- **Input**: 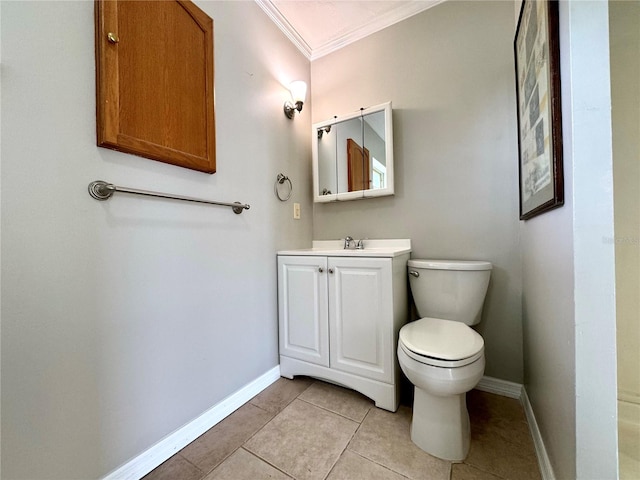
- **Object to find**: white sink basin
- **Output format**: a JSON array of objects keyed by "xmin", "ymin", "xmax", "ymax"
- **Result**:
[{"xmin": 278, "ymin": 239, "xmax": 411, "ymax": 258}]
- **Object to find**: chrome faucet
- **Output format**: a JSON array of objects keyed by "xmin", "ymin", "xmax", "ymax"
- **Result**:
[
  {"xmin": 344, "ymin": 236, "xmax": 365, "ymax": 250},
  {"xmin": 344, "ymin": 236, "xmax": 354, "ymax": 249}
]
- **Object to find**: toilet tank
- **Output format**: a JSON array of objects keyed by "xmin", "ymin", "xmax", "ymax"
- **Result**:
[{"xmin": 407, "ymin": 259, "xmax": 492, "ymax": 326}]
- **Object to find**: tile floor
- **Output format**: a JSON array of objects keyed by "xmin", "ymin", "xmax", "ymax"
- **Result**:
[{"xmin": 143, "ymin": 377, "xmax": 542, "ymax": 480}]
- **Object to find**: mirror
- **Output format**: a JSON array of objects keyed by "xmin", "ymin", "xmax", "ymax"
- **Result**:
[{"xmin": 313, "ymin": 102, "xmax": 393, "ymax": 202}]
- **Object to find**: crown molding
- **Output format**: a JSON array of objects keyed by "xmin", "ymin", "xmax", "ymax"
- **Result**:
[
  {"xmin": 256, "ymin": 0, "xmax": 445, "ymax": 61},
  {"xmin": 255, "ymin": 0, "xmax": 313, "ymax": 59},
  {"xmin": 309, "ymin": 0, "xmax": 445, "ymax": 60}
]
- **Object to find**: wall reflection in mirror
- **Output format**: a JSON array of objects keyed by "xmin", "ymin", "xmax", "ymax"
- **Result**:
[{"xmin": 313, "ymin": 102, "xmax": 394, "ymax": 203}]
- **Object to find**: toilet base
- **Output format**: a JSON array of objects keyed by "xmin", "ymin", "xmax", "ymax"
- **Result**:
[{"xmin": 410, "ymin": 387, "xmax": 470, "ymax": 461}]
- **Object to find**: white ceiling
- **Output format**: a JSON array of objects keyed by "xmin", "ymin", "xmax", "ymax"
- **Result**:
[{"xmin": 255, "ymin": 0, "xmax": 445, "ymax": 61}]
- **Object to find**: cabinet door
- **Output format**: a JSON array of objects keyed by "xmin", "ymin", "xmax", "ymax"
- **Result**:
[
  {"xmin": 278, "ymin": 256, "xmax": 329, "ymax": 367},
  {"xmin": 95, "ymin": 0, "xmax": 216, "ymax": 173},
  {"xmin": 329, "ymin": 257, "xmax": 393, "ymax": 382}
]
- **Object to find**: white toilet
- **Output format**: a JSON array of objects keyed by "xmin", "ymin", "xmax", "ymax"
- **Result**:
[{"xmin": 398, "ymin": 259, "xmax": 492, "ymax": 461}]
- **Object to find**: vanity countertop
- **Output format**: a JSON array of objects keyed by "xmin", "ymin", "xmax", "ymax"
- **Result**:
[{"xmin": 278, "ymin": 239, "xmax": 411, "ymax": 258}]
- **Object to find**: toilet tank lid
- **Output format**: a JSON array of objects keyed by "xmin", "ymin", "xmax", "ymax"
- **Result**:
[{"xmin": 407, "ymin": 259, "xmax": 492, "ymax": 271}]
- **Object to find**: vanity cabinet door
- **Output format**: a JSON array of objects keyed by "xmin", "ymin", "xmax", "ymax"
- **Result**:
[
  {"xmin": 328, "ymin": 257, "xmax": 393, "ymax": 383},
  {"xmin": 278, "ymin": 256, "xmax": 329, "ymax": 367}
]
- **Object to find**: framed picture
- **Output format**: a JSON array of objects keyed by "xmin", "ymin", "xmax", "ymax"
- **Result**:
[{"xmin": 514, "ymin": 0, "xmax": 564, "ymax": 220}]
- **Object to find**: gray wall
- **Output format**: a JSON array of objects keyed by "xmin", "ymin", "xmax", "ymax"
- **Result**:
[
  {"xmin": 311, "ymin": 1, "xmax": 523, "ymax": 383},
  {"xmin": 0, "ymin": 1, "xmax": 312, "ymax": 478}
]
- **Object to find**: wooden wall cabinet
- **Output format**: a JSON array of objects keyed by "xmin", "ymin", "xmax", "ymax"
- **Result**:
[{"xmin": 95, "ymin": 0, "xmax": 216, "ymax": 173}]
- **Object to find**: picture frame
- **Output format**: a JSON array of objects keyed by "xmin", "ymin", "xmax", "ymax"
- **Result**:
[{"xmin": 514, "ymin": 0, "xmax": 564, "ymax": 220}]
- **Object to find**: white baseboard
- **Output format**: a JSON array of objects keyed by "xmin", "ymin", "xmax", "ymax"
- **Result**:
[
  {"xmin": 102, "ymin": 366, "xmax": 281, "ymax": 480},
  {"xmin": 476, "ymin": 375, "xmax": 523, "ymax": 399},
  {"xmin": 520, "ymin": 387, "xmax": 555, "ymax": 480}
]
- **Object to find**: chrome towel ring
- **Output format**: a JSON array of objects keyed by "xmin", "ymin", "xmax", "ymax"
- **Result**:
[{"xmin": 275, "ymin": 173, "xmax": 292, "ymax": 201}]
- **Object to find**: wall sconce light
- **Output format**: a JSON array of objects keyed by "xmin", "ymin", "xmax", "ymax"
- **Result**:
[{"xmin": 284, "ymin": 80, "xmax": 307, "ymax": 119}]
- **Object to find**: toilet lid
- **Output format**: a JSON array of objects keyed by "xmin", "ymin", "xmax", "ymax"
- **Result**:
[{"xmin": 399, "ymin": 317, "xmax": 484, "ymax": 361}]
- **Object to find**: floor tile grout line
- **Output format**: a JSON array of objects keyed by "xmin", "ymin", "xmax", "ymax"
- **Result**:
[
  {"xmin": 240, "ymin": 447, "xmax": 296, "ymax": 479},
  {"xmin": 297, "ymin": 378, "xmax": 375, "ymax": 480},
  {"xmin": 242, "ymin": 443, "xmax": 299, "ymax": 479},
  {"xmin": 276, "ymin": 398, "xmax": 364, "ymax": 480},
  {"xmin": 234, "ymin": 407, "xmax": 278, "ymax": 456},
  {"xmin": 143, "ymin": 453, "xmax": 206, "ymax": 480},
  {"xmin": 247, "ymin": 376, "xmax": 315, "ymax": 416},
  {"xmin": 345, "ymin": 405, "xmax": 376, "ymax": 452},
  {"xmin": 344, "ymin": 449, "xmax": 414, "ymax": 480},
  {"xmin": 242, "ymin": 379, "xmax": 315, "ymax": 446},
  {"xmin": 296, "ymin": 395, "xmax": 373, "ymax": 424},
  {"xmin": 188, "ymin": 401, "xmax": 280, "ymax": 479},
  {"xmin": 236, "ymin": 381, "xmax": 319, "ymax": 480},
  {"xmin": 196, "ymin": 446, "xmax": 237, "ymax": 479},
  {"xmin": 321, "ymin": 406, "xmax": 370, "ymax": 480},
  {"xmin": 244, "ymin": 379, "xmax": 368, "ymax": 480},
  {"xmin": 247, "ymin": 398, "xmax": 273, "ymax": 415},
  {"xmin": 174, "ymin": 453, "xmax": 206, "ymax": 479},
  {"xmin": 457, "ymin": 461, "xmax": 511, "ymax": 480},
  {"xmin": 462, "ymin": 458, "xmax": 528, "ymax": 480},
  {"xmin": 190, "ymin": 379, "xmax": 316, "ymax": 479},
  {"xmin": 321, "ymin": 447, "xmax": 347, "ymax": 480},
  {"xmin": 341, "ymin": 407, "xmax": 413, "ymax": 479},
  {"xmin": 239, "ymin": 424, "xmax": 293, "ymax": 478}
]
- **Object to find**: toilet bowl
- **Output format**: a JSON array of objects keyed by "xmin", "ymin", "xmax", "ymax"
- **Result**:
[{"xmin": 398, "ymin": 259, "xmax": 491, "ymax": 461}]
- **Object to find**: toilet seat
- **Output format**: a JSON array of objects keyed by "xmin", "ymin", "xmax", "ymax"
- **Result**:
[{"xmin": 399, "ymin": 317, "xmax": 484, "ymax": 368}]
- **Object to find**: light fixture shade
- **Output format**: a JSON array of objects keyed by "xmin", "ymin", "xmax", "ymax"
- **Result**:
[{"xmin": 289, "ymin": 81, "xmax": 307, "ymax": 104}]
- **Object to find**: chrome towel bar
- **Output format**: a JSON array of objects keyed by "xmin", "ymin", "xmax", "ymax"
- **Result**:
[{"xmin": 88, "ymin": 180, "xmax": 250, "ymax": 214}]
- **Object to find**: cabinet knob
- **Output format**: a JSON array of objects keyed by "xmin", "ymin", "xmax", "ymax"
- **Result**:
[
  {"xmin": 318, "ymin": 267, "xmax": 324, "ymax": 273},
  {"xmin": 107, "ymin": 32, "xmax": 120, "ymax": 44},
  {"xmin": 328, "ymin": 268, "xmax": 334, "ymax": 274}
]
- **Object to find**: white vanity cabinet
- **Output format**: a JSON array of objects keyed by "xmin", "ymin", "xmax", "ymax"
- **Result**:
[{"xmin": 277, "ymin": 239, "xmax": 410, "ymax": 411}]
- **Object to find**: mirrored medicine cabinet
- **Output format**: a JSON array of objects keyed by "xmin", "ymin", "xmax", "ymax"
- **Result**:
[{"xmin": 312, "ymin": 102, "xmax": 394, "ymax": 203}]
